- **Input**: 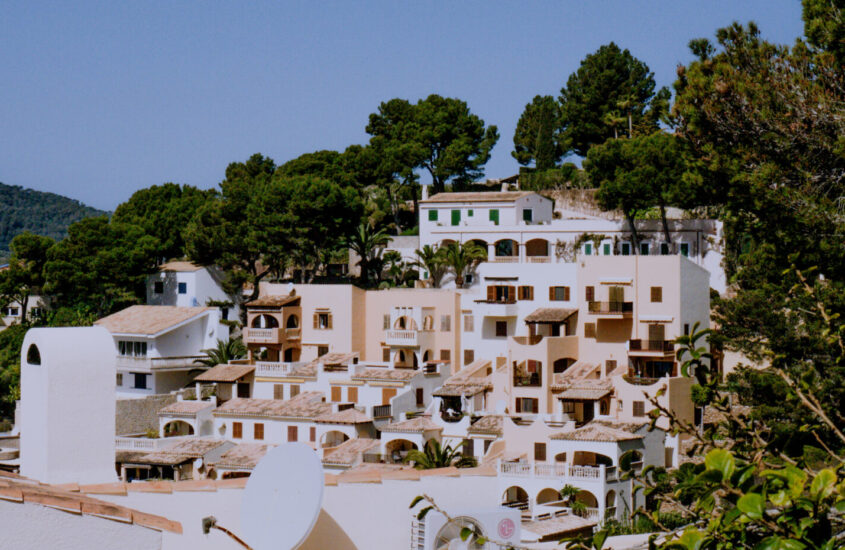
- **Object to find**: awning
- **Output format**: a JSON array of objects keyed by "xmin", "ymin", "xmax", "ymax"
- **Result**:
[
  {"xmin": 558, "ymin": 388, "xmax": 611, "ymax": 400},
  {"xmin": 524, "ymin": 308, "xmax": 577, "ymax": 324}
]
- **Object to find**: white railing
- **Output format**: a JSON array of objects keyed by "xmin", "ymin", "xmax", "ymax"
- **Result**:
[
  {"xmin": 491, "ymin": 256, "xmax": 519, "ymax": 263},
  {"xmin": 570, "ymin": 465, "xmax": 602, "ymax": 479},
  {"xmin": 116, "ymin": 356, "xmax": 151, "ymax": 371},
  {"xmin": 584, "ymin": 507, "xmax": 601, "ymax": 521},
  {"xmin": 244, "ymin": 327, "xmax": 282, "ymax": 343},
  {"xmin": 526, "ymin": 256, "xmax": 551, "ymax": 263},
  {"xmin": 534, "ymin": 463, "xmax": 568, "ymax": 477},
  {"xmin": 498, "ymin": 460, "xmax": 607, "ymax": 482},
  {"xmin": 255, "ymin": 361, "xmax": 294, "ymax": 377},
  {"xmin": 500, "ymin": 461, "xmax": 531, "ymax": 476},
  {"xmin": 385, "ymin": 329, "xmax": 424, "ymax": 347},
  {"xmin": 115, "ymin": 436, "xmax": 168, "ymax": 451},
  {"xmin": 150, "ymin": 356, "xmax": 206, "ymax": 370}
]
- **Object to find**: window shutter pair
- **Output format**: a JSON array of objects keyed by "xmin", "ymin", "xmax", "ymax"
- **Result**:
[
  {"xmin": 331, "ymin": 386, "xmax": 342, "ymax": 402},
  {"xmin": 506, "ymin": 286, "xmax": 516, "ymax": 302},
  {"xmin": 383, "ymin": 314, "xmax": 390, "ymax": 329},
  {"xmin": 486, "ymin": 286, "xmax": 496, "ymax": 301},
  {"xmin": 585, "ymin": 323, "xmax": 596, "ymax": 338},
  {"xmin": 347, "ymin": 387, "xmax": 358, "ymax": 403},
  {"xmin": 254, "ymin": 423, "xmax": 264, "ymax": 440},
  {"xmin": 440, "ymin": 315, "xmax": 450, "ymax": 332},
  {"xmin": 233, "ymin": 422, "xmax": 243, "ymax": 439}
]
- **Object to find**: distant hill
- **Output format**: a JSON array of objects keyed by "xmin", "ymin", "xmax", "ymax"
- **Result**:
[{"xmin": 0, "ymin": 182, "xmax": 108, "ymax": 259}]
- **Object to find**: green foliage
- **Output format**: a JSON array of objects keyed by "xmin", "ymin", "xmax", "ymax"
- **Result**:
[
  {"xmin": 195, "ymin": 339, "xmax": 246, "ymax": 368},
  {"xmin": 412, "ymin": 245, "xmax": 447, "ymax": 289},
  {"xmin": 512, "ymin": 95, "xmax": 563, "ymax": 169},
  {"xmin": 0, "ymin": 232, "xmax": 54, "ymax": 321},
  {"xmin": 366, "ymin": 94, "xmax": 499, "ymax": 194},
  {"xmin": 438, "ymin": 241, "xmax": 486, "ymax": 288},
  {"xmin": 519, "ymin": 163, "xmax": 590, "ymax": 191},
  {"xmin": 112, "ymin": 183, "xmax": 214, "ymax": 262},
  {"xmin": 0, "ymin": 182, "xmax": 107, "ymax": 259},
  {"xmin": 404, "ymin": 439, "xmax": 477, "ymax": 470},
  {"xmin": 802, "ymin": 0, "xmax": 845, "ymax": 66},
  {"xmin": 0, "ymin": 324, "xmax": 27, "ymax": 419},
  {"xmin": 559, "ymin": 42, "xmax": 669, "ymax": 156},
  {"xmin": 344, "ymin": 223, "xmax": 391, "ymax": 287}
]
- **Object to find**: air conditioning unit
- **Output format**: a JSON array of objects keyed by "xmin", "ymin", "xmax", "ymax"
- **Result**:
[{"xmin": 411, "ymin": 507, "xmax": 521, "ymax": 550}]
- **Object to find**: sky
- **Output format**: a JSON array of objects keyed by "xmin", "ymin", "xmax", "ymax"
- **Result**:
[{"xmin": 0, "ymin": 1, "xmax": 804, "ymax": 211}]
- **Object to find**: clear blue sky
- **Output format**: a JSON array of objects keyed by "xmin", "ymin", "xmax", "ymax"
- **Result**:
[{"xmin": 0, "ymin": 1, "xmax": 804, "ymax": 210}]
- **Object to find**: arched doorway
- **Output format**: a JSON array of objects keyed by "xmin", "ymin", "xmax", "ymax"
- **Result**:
[
  {"xmin": 385, "ymin": 439, "xmax": 417, "ymax": 464},
  {"xmin": 502, "ymin": 486, "xmax": 529, "ymax": 508},
  {"xmin": 320, "ymin": 430, "xmax": 349, "ymax": 449},
  {"xmin": 163, "ymin": 420, "xmax": 194, "ymax": 437},
  {"xmin": 495, "ymin": 239, "xmax": 518, "ymax": 258},
  {"xmin": 251, "ymin": 314, "xmax": 279, "ymax": 328},
  {"xmin": 283, "ymin": 347, "xmax": 300, "ymax": 362},
  {"xmin": 285, "ymin": 314, "xmax": 299, "ymax": 328},
  {"xmin": 469, "ymin": 239, "xmax": 488, "ymax": 260},
  {"xmin": 537, "ymin": 488, "xmax": 561, "ymax": 505},
  {"xmin": 525, "ymin": 238, "xmax": 549, "ymax": 258},
  {"xmin": 394, "ymin": 316, "xmax": 418, "ymax": 331},
  {"xmin": 394, "ymin": 349, "xmax": 418, "ymax": 369}
]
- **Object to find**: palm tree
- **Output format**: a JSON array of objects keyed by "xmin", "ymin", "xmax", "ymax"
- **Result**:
[
  {"xmin": 559, "ymin": 484, "xmax": 587, "ymax": 516},
  {"xmin": 194, "ymin": 338, "xmax": 247, "ymax": 367},
  {"xmin": 412, "ymin": 245, "xmax": 447, "ymax": 288},
  {"xmin": 603, "ymin": 110, "xmax": 626, "ymax": 139},
  {"xmin": 405, "ymin": 439, "xmax": 478, "ymax": 470},
  {"xmin": 344, "ymin": 223, "xmax": 391, "ymax": 286},
  {"xmin": 440, "ymin": 242, "xmax": 487, "ymax": 288}
]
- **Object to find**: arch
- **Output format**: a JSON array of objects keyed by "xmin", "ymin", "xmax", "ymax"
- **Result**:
[
  {"xmin": 605, "ymin": 490, "xmax": 617, "ymax": 509},
  {"xmin": 574, "ymin": 490, "xmax": 598, "ymax": 508},
  {"xmin": 163, "ymin": 420, "xmax": 194, "ymax": 437},
  {"xmin": 283, "ymin": 347, "xmax": 300, "ymax": 362},
  {"xmin": 439, "ymin": 239, "xmax": 457, "ymax": 249},
  {"xmin": 537, "ymin": 488, "xmax": 561, "ymax": 505},
  {"xmin": 573, "ymin": 451, "xmax": 614, "ymax": 467},
  {"xmin": 422, "ymin": 350, "xmax": 432, "ymax": 363},
  {"xmin": 554, "ymin": 452, "xmax": 567, "ymax": 463},
  {"xmin": 285, "ymin": 314, "xmax": 299, "ymax": 328},
  {"xmin": 393, "ymin": 350, "xmax": 418, "ymax": 369},
  {"xmin": 495, "ymin": 239, "xmax": 517, "ymax": 257},
  {"xmin": 26, "ymin": 344, "xmax": 41, "ymax": 365},
  {"xmin": 393, "ymin": 316, "xmax": 418, "ymax": 331},
  {"xmin": 553, "ymin": 358, "xmax": 576, "ymax": 374},
  {"xmin": 320, "ymin": 430, "xmax": 349, "ymax": 449},
  {"xmin": 251, "ymin": 314, "xmax": 279, "ymax": 329},
  {"xmin": 469, "ymin": 239, "xmax": 489, "ymax": 259},
  {"xmin": 422, "ymin": 315, "xmax": 434, "ymax": 331},
  {"xmin": 525, "ymin": 238, "xmax": 549, "ymax": 257},
  {"xmin": 502, "ymin": 486, "xmax": 529, "ymax": 507},
  {"xmin": 385, "ymin": 438, "xmax": 417, "ymax": 463}
]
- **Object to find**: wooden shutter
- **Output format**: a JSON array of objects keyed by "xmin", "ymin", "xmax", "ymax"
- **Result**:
[
  {"xmin": 273, "ymin": 384, "xmax": 284, "ymax": 400},
  {"xmin": 440, "ymin": 349, "xmax": 451, "ymax": 361},
  {"xmin": 290, "ymin": 384, "xmax": 300, "ymax": 398},
  {"xmin": 528, "ymin": 286, "xmax": 534, "ymax": 300},
  {"xmin": 515, "ymin": 398, "xmax": 522, "ymax": 413},
  {"xmin": 254, "ymin": 423, "xmax": 264, "ymax": 440},
  {"xmin": 464, "ymin": 349, "xmax": 474, "ymax": 365},
  {"xmin": 650, "ymin": 286, "xmax": 662, "ymax": 302},
  {"xmin": 327, "ymin": 314, "xmax": 333, "ymax": 329},
  {"xmin": 313, "ymin": 314, "xmax": 318, "ymax": 329},
  {"xmin": 609, "ymin": 286, "xmax": 624, "ymax": 303},
  {"xmin": 487, "ymin": 286, "xmax": 496, "ymax": 301},
  {"xmin": 633, "ymin": 401, "xmax": 645, "ymax": 417},
  {"xmin": 382, "ymin": 388, "xmax": 397, "ymax": 405},
  {"xmin": 649, "ymin": 324, "xmax": 665, "ymax": 342},
  {"xmin": 287, "ymin": 425, "xmax": 298, "ymax": 442},
  {"xmin": 331, "ymin": 386, "xmax": 342, "ymax": 402},
  {"xmin": 506, "ymin": 286, "xmax": 516, "ymax": 302},
  {"xmin": 383, "ymin": 314, "xmax": 390, "ymax": 329},
  {"xmin": 534, "ymin": 442, "xmax": 546, "ymax": 461},
  {"xmin": 586, "ymin": 286, "xmax": 595, "ymax": 301},
  {"xmin": 310, "ymin": 427, "xmax": 316, "ymax": 442},
  {"xmin": 563, "ymin": 286, "xmax": 570, "ymax": 301},
  {"xmin": 585, "ymin": 322, "xmax": 596, "ymax": 338},
  {"xmin": 347, "ymin": 387, "xmax": 358, "ymax": 403},
  {"xmin": 382, "ymin": 348, "xmax": 390, "ymax": 362},
  {"xmin": 233, "ymin": 422, "xmax": 242, "ymax": 439},
  {"xmin": 549, "ymin": 287, "xmax": 555, "ymax": 300}
]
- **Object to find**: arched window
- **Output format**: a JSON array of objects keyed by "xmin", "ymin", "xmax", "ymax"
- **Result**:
[
  {"xmin": 26, "ymin": 344, "xmax": 41, "ymax": 365},
  {"xmin": 285, "ymin": 315, "xmax": 299, "ymax": 329}
]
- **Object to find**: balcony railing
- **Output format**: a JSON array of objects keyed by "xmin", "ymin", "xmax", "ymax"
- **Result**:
[
  {"xmin": 372, "ymin": 404, "xmax": 392, "ymax": 419},
  {"xmin": 498, "ymin": 461, "xmax": 620, "ymax": 481},
  {"xmin": 513, "ymin": 373, "xmax": 542, "ymax": 387},
  {"xmin": 629, "ymin": 339, "xmax": 674, "ymax": 353},
  {"xmin": 116, "ymin": 355, "xmax": 205, "ymax": 371},
  {"xmin": 491, "ymin": 256, "xmax": 519, "ymax": 263},
  {"xmin": 526, "ymin": 256, "xmax": 550, "ymax": 263},
  {"xmin": 587, "ymin": 301, "xmax": 633, "ymax": 315},
  {"xmin": 254, "ymin": 361, "xmax": 294, "ymax": 377},
  {"xmin": 244, "ymin": 327, "xmax": 283, "ymax": 344}
]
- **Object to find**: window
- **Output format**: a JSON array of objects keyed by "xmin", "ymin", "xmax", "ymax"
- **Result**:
[
  {"xmin": 584, "ymin": 242, "xmax": 593, "ymax": 256},
  {"xmin": 602, "ymin": 242, "xmax": 611, "ymax": 255},
  {"xmin": 118, "ymin": 341, "xmax": 147, "ymax": 357},
  {"xmin": 383, "ymin": 314, "xmax": 390, "ymax": 330},
  {"xmin": 606, "ymin": 360, "xmax": 617, "ymax": 373},
  {"xmin": 633, "ymin": 401, "xmax": 646, "ymax": 417},
  {"xmin": 463, "ymin": 315, "xmax": 474, "ymax": 332},
  {"xmin": 600, "ymin": 399, "xmax": 610, "ymax": 415},
  {"xmin": 154, "ymin": 281, "xmax": 163, "ymax": 294},
  {"xmin": 290, "ymin": 384, "xmax": 300, "ymax": 398},
  {"xmin": 221, "ymin": 308, "xmax": 229, "ymax": 321},
  {"xmin": 561, "ymin": 401, "xmax": 575, "ymax": 414},
  {"xmin": 133, "ymin": 373, "xmax": 148, "ymax": 389},
  {"xmin": 310, "ymin": 427, "xmax": 316, "ymax": 442},
  {"xmin": 287, "ymin": 426, "xmax": 298, "ymax": 442},
  {"xmin": 515, "ymin": 398, "xmax": 538, "ymax": 413},
  {"xmin": 487, "ymin": 209, "xmax": 498, "ymax": 225},
  {"xmin": 382, "ymin": 348, "xmax": 390, "ymax": 362},
  {"xmin": 650, "ymin": 286, "xmax": 663, "ymax": 303},
  {"xmin": 440, "ymin": 349, "xmax": 451, "ymax": 361},
  {"xmin": 254, "ymin": 423, "xmax": 264, "ymax": 441},
  {"xmin": 237, "ymin": 383, "xmax": 250, "ymax": 398},
  {"xmin": 585, "ymin": 286, "xmax": 595, "ymax": 302},
  {"xmin": 273, "ymin": 384, "xmax": 284, "ymax": 399},
  {"xmin": 620, "ymin": 242, "xmax": 631, "ymax": 256},
  {"xmin": 465, "ymin": 274, "xmax": 473, "ymax": 285},
  {"xmin": 522, "ymin": 209, "xmax": 533, "ymax": 223},
  {"xmin": 178, "ymin": 282, "xmax": 187, "ymax": 294},
  {"xmin": 680, "ymin": 242, "xmax": 690, "ymax": 257},
  {"xmin": 416, "ymin": 388, "xmax": 424, "ymax": 407},
  {"xmin": 549, "ymin": 286, "xmax": 570, "ymax": 301},
  {"xmin": 451, "ymin": 209, "xmax": 461, "ymax": 226},
  {"xmin": 660, "ymin": 242, "xmax": 670, "ymax": 255},
  {"xmin": 464, "ymin": 349, "xmax": 474, "ymax": 365},
  {"xmin": 317, "ymin": 345, "xmax": 329, "ymax": 357},
  {"xmin": 347, "ymin": 387, "xmax": 358, "ymax": 403},
  {"xmin": 495, "ymin": 321, "xmax": 508, "ymax": 337},
  {"xmin": 640, "ymin": 242, "xmax": 650, "ymax": 255},
  {"xmin": 463, "ymin": 439, "xmax": 474, "ymax": 457},
  {"xmin": 428, "ymin": 209, "xmax": 438, "ymax": 221},
  {"xmin": 233, "ymin": 422, "xmax": 243, "ymax": 439},
  {"xmin": 4, "ymin": 307, "xmax": 19, "ymax": 316},
  {"xmin": 518, "ymin": 286, "xmax": 534, "ymax": 300},
  {"xmin": 684, "ymin": 323, "xmax": 690, "ymax": 335},
  {"xmin": 534, "ymin": 442, "xmax": 546, "ymax": 461},
  {"xmin": 468, "ymin": 209, "xmax": 473, "ymax": 217},
  {"xmin": 315, "ymin": 312, "xmax": 332, "ymax": 330},
  {"xmin": 487, "ymin": 285, "xmax": 515, "ymax": 303},
  {"xmin": 440, "ymin": 315, "xmax": 451, "ymax": 332},
  {"xmin": 584, "ymin": 323, "xmax": 596, "ymax": 338},
  {"xmin": 484, "ymin": 439, "xmax": 492, "ymax": 453},
  {"xmin": 331, "ymin": 386, "xmax": 342, "ymax": 402},
  {"xmin": 116, "ymin": 373, "xmax": 123, "ymax": 386}
]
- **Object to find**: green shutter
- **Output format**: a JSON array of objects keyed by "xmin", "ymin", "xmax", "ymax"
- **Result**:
[
  {"xmin": 489, "ymin": 209, "xmax": 499, "ymax": 225},
  {"xmin": 428, "ymin": 209, "xmax": 438, "ymax": 221},
  {"xmin": 451, "ymin": 209, "xmax": 460, "ymax": 226}
]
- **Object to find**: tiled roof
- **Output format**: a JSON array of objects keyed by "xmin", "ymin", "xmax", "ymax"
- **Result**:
[
  {"xmin": 421, "ymin": 191, "xmax": 535, "ymax": 203},
  {"xmin": 467, "ymin": 415, "xmax": 504, "ymax": 436},
  {"xmin": 550, "ymin": 361, "xmax": 602, "ymax": 389},
  {"xmin": 380, "ymin": 416, "xmax": 442, "ymax": 434},
  {"xmin": 321, "ymin": 438, "xmax": 380, "ymax": 466},
  {"xmin": 352, "ymin": 368, "xmax": 419, "ymax": 382},
  {"xmin": 0, "ymin": 471, "xmax": 182, "ymax": 534},
  {"xmin": 432, "ymin": 383, "xmax": 490, "ymax": 397},
  {"xmin": 193, "ymin": 364, "xmax": 254, "ymax": 383},
  {"xmin": 521, "ymin": 514, "xmax": 595, "ymax": 539},
  {"xmin": 245, "ymin": 294, "xmax": 300, "ymax": 308},
  {"xmin": 213, "ymin": 392, "xmax": 331, "ymax": 419},
  {"xmin": 95, "ymin": 305, "xmax": 214, "ymax": 336},
  {"xmin": 524, "ymin": 308, "xmax": 578, "ymax": 323},
  {"xmin": 158, "ymin": 400, "xmax": 214, "ymax": 416},
  {"xmin": 320, "ymin": 352, "xmax": 359, "ymax": 366},
  {"xmin": 159, "ymin": 261, "xmax": 203, "ymax": 272},
  {"xmin": 557, "ymin": 387, "xmax": 611, "ymax": 400},
  {"xmin": 209, "ymin": 443, "xmax": 272, "ymax": 470},
  {"xmin": 130, "ymin": 439, "xmax": 229, "ymax": 466},
  {"xmin": 550, "ymin": 419, "xmax": 646, "ymax": 442},
  {"xmin": 434, "ymin": 359, "xmax": 491, "ymax": 397},
  {"xmin": 314, "ymin": 408, "xmax": 372, "ymax": 425}
]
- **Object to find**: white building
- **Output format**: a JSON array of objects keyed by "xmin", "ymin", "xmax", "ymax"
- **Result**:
[
  {"xmin": 94, "ymin": 305, "xmax": 226, "ymax": 398},
  {"xmin": 146, "ymin": 261, "xmax": 239, "ymax": 322}
]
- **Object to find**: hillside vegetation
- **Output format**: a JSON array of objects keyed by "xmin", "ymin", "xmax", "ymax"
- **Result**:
[{"xmin": 0, "ymin": 182, "xmax": 107, "ymax": 259}]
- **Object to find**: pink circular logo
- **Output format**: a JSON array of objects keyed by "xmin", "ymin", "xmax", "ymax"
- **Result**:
[{"xmin": 497, "ymin": 518, "xmax": 515, "ymax": 539}]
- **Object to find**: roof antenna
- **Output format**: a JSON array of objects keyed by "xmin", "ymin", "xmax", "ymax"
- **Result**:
[{"xmin": 202, "ymin": 516, "xmax": 252, "ymax": 549}]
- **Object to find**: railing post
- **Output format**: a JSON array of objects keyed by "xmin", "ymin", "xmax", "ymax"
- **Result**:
[{"xmin": 600, "ymin": 464, "xmax": 605, "ymax": 482}]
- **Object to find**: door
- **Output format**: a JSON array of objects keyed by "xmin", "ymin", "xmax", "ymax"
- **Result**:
[
  {"xmin": 237, "ymin": 382, "xmax": 250, "ymax": 398},
  {"xmin": 609, "ymin": 286, "xmax": 624, "ymax": 304},
  {"xmin": 648, "ymin": 324, "xmax": 665, "ymax": 348}
]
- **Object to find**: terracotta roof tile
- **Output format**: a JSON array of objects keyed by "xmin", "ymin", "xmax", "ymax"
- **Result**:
[
  {"xmin": 380, "ymin": 415, "xmax": 442, "ymax": 434},
  {"xmin": 210, "ymin": 443, "xmax": 272, "ymax": 470},
  {"xmin": 421, "ymin": 191, "xmax": 535, "ymax": 203},
  {"xmin": 213, "ymin": 392, "xmax": 331, "ymax": 419},
  {"xmin": 158, "ymin": 400, "xmax": 215, "ymax": 416},
  {"xmin": 95, "ymin": 305, "xmax": 215, "ymax": 335},
  {"xmin": 193, "ymin": 364, "xmax": 254, "ymax": 383},
  {"xmin": 467, "ymin": 415, "xmax": 504, "ymax": 436},
  {"xmin": 321, "ymin": 439, "xmax": 380, "ymax": 466},
  {"xmin": 159, "ymin": 261, "xmax": 203, "ymax": 273},
  {"xmin": 245, "ymin": 294, "xmax": 300, "ymax": 308},
  {"xmin": 550, "ymin": 419, "xmax": 646, "ymax": 442},
  {"xmin": 524, "ymin": 308, "xmax": 578, "ymax": 323},
  {"xmin": 314, "ymin": 408, "xmax": 372, "ymax": 425},
  {"xmin": 352, "ymin": 368, "xmax": 418, "ymax": 382}
]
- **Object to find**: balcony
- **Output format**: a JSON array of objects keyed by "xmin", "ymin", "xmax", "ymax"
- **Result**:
[
  {"xmin": 116, "ymin": 355, "xmax": 206, "ymax": 372},
  {"xmin": 498, "ymin": 461, "xmax": 626, "ymax": 482},
  {"xmin": 384, "ymin": 329, "xmax": 433, "ymax": 349},
  {"xmin": 372, "ymin": 404, "xmax": 392, "ymax": 419},
  {"xmin": 254, "ymin": 361, "xmax": 295, "ymax": 377},
  {"xmin": 526, "ymin": 256, "xmax": 551, "ymax": 263},
  {"xmin": 491, "ymin": 256, "xmax": 519, "ymax": 263},
  {"xmin": 587, "ymin": 301, "xmax": 633, "ymax": 317},
  {"xmin": 628, "ymin": 339, "xmax": 674, "ymax": 355},
  {"xmin": 513, "ymin": 372, "xmax": 542, "ymax": 387},
  {"xmin": 473, "ymin": 300, "xmax": 519, "ymax": 318},
  {"xmin": 244, "ymin": 327, "xmax": 301, "ymax": 345}
]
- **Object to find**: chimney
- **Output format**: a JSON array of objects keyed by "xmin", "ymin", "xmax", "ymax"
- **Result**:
[{"xmin": 421, "ymin": 181, "xmax": 431, "ymax": 201}]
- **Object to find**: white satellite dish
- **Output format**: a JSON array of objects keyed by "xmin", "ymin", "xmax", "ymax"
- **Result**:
[{"xmin": 241, "ymin": 443, "xmax": 324, "ymax": 550}]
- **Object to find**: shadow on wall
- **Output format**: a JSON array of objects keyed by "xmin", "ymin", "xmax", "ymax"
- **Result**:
[{"xmin": 300, "ymin": 508, "xmax": 358, "ymax": 550}]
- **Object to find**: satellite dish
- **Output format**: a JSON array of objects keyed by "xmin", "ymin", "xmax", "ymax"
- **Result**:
[{"xmin": 241, "ymin": 443, "xmax": 324, "ymax": 550}]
